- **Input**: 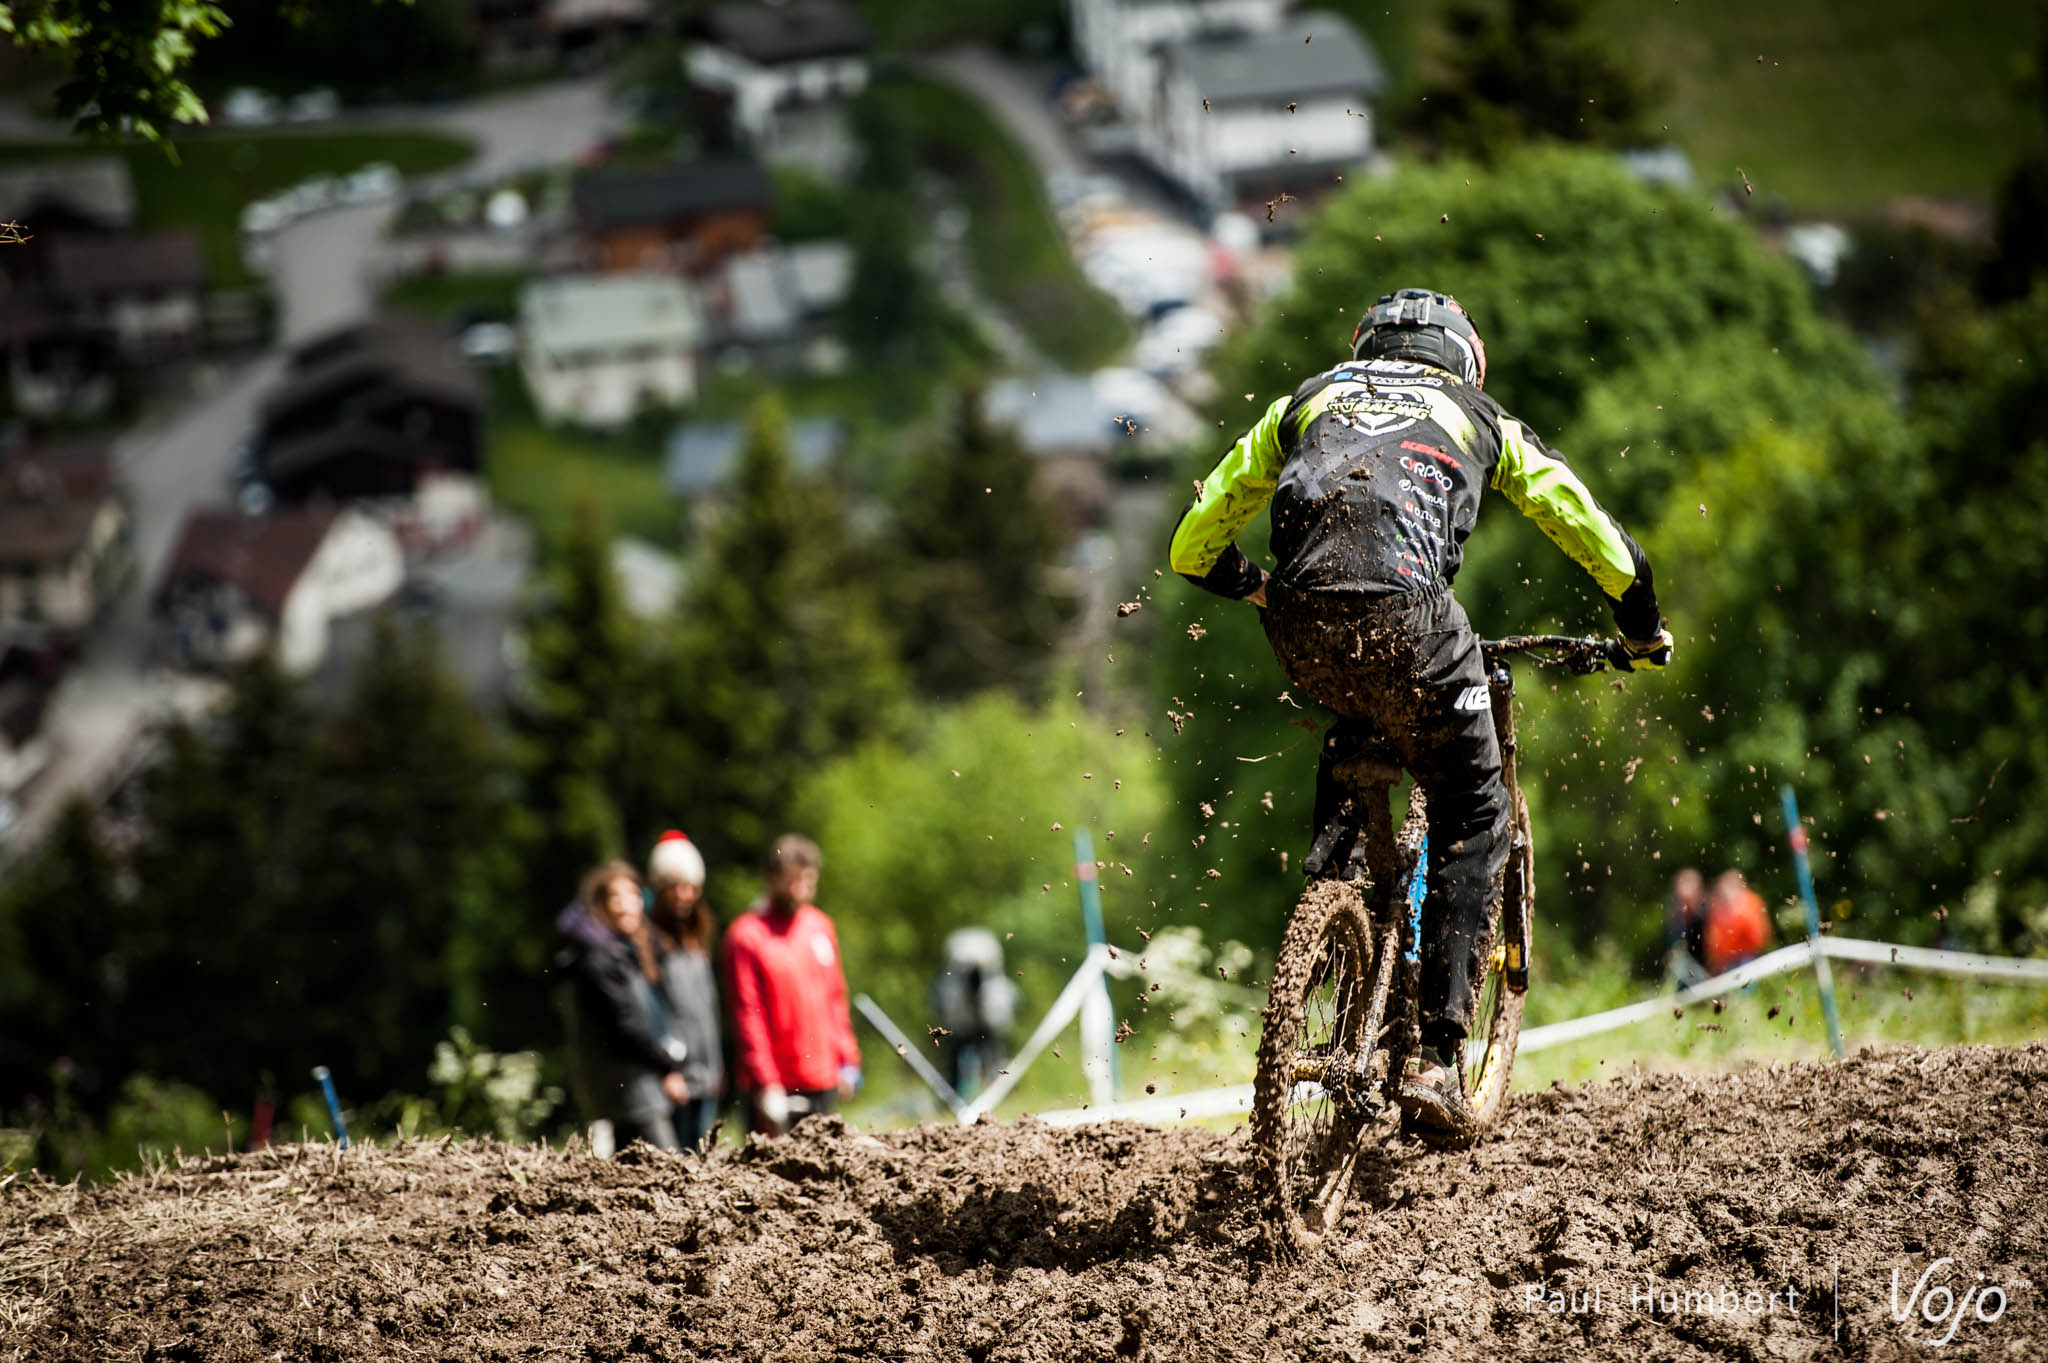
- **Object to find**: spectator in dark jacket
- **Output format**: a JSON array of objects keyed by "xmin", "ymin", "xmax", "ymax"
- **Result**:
[
  {"xmin": 646, "ymin": 830, "xmax": 724, "ymax": 1151},
  {"xmin": 557, "ymin": 859, "xmax": 686, "ymax": 1151}
]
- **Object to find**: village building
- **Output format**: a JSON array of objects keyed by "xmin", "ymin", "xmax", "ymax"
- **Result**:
[
  {"xmin": 685, "ymin": 0, "xmax": 872, "ymax": 175},
  {"xmin": 0, "ymin": 441, "xmax": 131, "ymax": 649},
  {"xmin": 1067, "ymin": 1, "xmax": 1382, "ymax": 212},
  {"xmin": 519, "ymin": 273, "xmax": 705, "ymax": 426},
  {"xmin": 154, "ymin": 507, "xmax": 405, "ymax": 674},
  {"xmin": 571, "ymin": 161, "xmax": 774, "ymax": 276},
  {"xmin": 253, "ymin": 316, "xmax": 485, "ymax": 503},
  {"xmin": 704, "ymin": 239, "xmax": 852, "ymax": 370}
]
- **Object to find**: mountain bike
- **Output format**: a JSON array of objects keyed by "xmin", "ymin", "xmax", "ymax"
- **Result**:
[{"xmin": 1249, "ymin": 634, "xmax": 1630, "ymax": 1248}]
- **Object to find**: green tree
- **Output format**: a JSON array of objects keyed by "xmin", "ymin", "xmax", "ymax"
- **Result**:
[
  {"xmin": 0, "ymin": 0, "xmax": 226, "ymax": 145},
  {"xmin": 799, "ymin": 691, "xmax": 1169, "ymax": 1022},
  {"xmin": 296, "ymin": 618, "xmax": 520, "ymax": 1084},
  {"xmin": 889, "ymin": 387, "xmax": 1067, "ymax": 701},
  {"xmin": 121, "ymin": 656, "xmax": 320, "ymax": 1101},
  {"xmin": 511, "ymin": 495, "xmax": 653, "ymax": 907},
  {"xmin": 1171, "ymin": 145, "xmax": 1852, "ymax": 950},
  {"xmin": 1420, "ymin": 0, "xmax": 1660, "ymax": 156},
  {"xmin": 669, "ymin": 395, "xmax": 909, "ymax": 871},
  {"xmin": 0, "ymin": 798, "xmax": 126, "ymax": 1109}
]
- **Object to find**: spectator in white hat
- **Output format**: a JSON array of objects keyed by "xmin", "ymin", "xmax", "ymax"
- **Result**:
[{"xmin": 646, "ymin": 830, "xmax": 724, "ymax": 1150}]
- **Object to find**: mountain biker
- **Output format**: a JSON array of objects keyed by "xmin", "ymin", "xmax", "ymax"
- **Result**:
[{"xmin": 1168, "ymin": 287, "xmax": 1672, "ymax": 1145}]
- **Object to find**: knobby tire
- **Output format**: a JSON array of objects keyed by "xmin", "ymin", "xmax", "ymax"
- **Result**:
[{"xmin": 1250, "ymin": 879, "xmax": 1376, "ymax": 1251}]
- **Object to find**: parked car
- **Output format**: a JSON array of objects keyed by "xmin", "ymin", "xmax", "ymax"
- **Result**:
[
  {"xmin": 221, "ymin": 87, "xmax": 279, "ymax": 126},
  {"xmin": 342, "ymin": 163, "xmax": 402, "ymax": 205},
  {"xmin": 459, "ymin": 322, "xmax": 518, "ymax": 366},
  {"xmin": 284, "ymin": 87, "xmax": 340, "ymax": 123}
]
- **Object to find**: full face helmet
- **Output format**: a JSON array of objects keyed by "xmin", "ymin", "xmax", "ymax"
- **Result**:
[{"xmin": 1349, "ymin": 288, "xmax": 1488, "ymax": 388}]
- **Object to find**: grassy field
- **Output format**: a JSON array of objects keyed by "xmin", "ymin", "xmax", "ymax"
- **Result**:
[
  {"xmin": 489, "ymin": 414, "xmax": 681, "ymax": 551},
  {"xmin": 880, "ymin": 75, "xmax": 1132, "ymax": 369},
  {"xmin": 1596, "ymin": 0, "xmax": 2039, "ymax": 212},
  {"xmin": 0, "ymin": 128, "xmax": 474, "ymax": 284}
]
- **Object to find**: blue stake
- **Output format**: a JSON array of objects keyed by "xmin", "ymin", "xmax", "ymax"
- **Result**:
[
  {"xmin": 1073, "ymin": 829, "xmax": 1120, "ymax": 1097},
  {"xmin": 312, "ymin": 1065, "xmax": 351, "ymax": 1149},
  {"xmin": 1779, "ymin": 786, "xmax": 1846, "ymax": 1059}
]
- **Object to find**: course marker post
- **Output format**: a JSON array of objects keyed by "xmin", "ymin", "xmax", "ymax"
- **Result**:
[
  {"xmin": 311, "ymin": 1065, "xmax": 351, "ymax": 1149},
  {"xmin": 1780, "ymin": 786, "xmax": 1846, "ymax": 1059}
]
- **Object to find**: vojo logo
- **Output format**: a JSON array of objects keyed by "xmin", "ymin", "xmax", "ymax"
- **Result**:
[{"xmin": 1891, "ymin": 1258, "xmax": 2013, "ymax": 1348}]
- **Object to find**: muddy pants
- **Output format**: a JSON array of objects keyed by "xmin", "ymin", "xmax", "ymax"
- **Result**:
[{"xmin": 1262, "ymin": 585, "xmax": 1510, "ymax": 1051}]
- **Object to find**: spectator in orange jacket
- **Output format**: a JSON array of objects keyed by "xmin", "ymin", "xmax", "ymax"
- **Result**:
[
  {"xmin": 722, "ymin": 834, "xmax": 861, "ymax": 1134},
  {"xmin": 1703, "ymin": 869, "xmax": 1772, "ymax": 976}
]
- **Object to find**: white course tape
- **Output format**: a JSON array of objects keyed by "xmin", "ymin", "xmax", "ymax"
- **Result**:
[
  {"xmin": 1516, "ymin": 941, "xmax": 1816, "ymax": 1054},
  {"xmin": 1817, "ymin": 935, "xmax": 2048, "ymax": 983},
  {"xmin": 1003, "ymin": 935, "xmax": 2048, "ymax": 1128}
]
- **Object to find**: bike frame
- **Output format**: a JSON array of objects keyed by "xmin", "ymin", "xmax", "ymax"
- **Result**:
[{"xmin": 1315, "ymin": 635, "xmax": 1603, "ymax": 1107}]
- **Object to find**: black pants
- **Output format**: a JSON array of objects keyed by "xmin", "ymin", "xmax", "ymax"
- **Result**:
[{"xmin": 1262, "ymin": 585, "xmax": 1510, "ymax": 1050}]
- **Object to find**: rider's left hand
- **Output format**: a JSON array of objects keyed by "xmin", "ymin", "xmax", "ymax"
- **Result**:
[{"xmin": 1615, "ymin": 628, "xmax": 1674, "ymax": 672}]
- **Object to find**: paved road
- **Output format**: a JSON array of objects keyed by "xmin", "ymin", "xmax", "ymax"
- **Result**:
[{"xmin": 10, "ymin": 79, "xmax": 621, "ymax": 850}]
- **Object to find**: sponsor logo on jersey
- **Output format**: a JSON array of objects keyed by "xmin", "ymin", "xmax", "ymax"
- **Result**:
[{"xmin": 1454, "ymin": 684, "xmax": 1491, "ymax": 711}]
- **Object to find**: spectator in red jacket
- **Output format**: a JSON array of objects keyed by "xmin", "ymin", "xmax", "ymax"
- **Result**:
[{"xmin": 722, "ymin": 834, "xmax": 861, "ymax": 1134}]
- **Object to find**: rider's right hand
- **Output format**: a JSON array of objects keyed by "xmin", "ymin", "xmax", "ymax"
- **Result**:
[{"xmin": 1614, "ymin": 628, "xmax": 1674, "ymax": 672}]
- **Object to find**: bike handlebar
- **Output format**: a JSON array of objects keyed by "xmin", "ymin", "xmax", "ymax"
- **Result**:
[{"xmin": 1480, "ymin": 634, "xmax": 1629, "ymax": 675}]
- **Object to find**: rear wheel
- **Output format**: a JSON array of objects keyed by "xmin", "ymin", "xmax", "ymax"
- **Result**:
[
  {"xmin": 1250, "ymin": 878, "xmax": 1378, "ymax": 1249},
  {"xmin": 1461, "ymin": 791, "xmax": 1531, "ymax": 1125}
]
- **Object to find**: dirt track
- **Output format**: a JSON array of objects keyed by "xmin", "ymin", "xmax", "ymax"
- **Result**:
[{"xmin": 4, "ymin": 1044, "xmax": 2044, "ymax": 1362}]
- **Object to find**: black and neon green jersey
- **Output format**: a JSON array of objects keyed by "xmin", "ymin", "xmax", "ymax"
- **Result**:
[{"xmin": 1168, "ymin": 357, "xmax": 1660, "ymax": 638}]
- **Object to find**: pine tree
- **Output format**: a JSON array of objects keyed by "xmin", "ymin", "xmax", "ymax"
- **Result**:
[
  {"xmin": 890, "ymin": 386, "xmax": 1067, "ymax": 700},
  {"xmin": 123, "ymin": 656, "xmax": 321, "ymax": 1101},
  {"xmin": 512, "ymin": 494, "xmax": 653, "ymax": 907},
  {"xmin": 0, "ymin": 799, "xmax": 126, "ymax": 1111},
  {"xmin": 298, "ymin": 617, "xmax": 518, "ymax": 1087},
  {"xmin": 668, "ymin": 395, "xmax": 909, "ymax": 868}
]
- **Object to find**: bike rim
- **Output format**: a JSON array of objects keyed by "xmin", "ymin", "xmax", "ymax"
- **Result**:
[{"xmin": 1281, "ymin": 924, "xmax": 1370, "ymax": 1221}]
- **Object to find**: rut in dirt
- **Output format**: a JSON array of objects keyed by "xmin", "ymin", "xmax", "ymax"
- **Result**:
[{"xmin": 3, "ymin": 1043, "xmax": 2043, "ymax": 1362}]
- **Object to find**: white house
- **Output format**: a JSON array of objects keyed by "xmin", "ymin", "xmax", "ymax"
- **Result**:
[
  {"xmin": 518, "ymin": 274, "xmax": 704, "ymax": 427},
  {"xmin": 1069, "ymin": 1, "xmax": 1383, "ymax": 210},
  {"xmin": 1154, "ymin": 12, "xmax": 1384, "ymax": 207},
  {"xmin": 685, "ymin": 1, "xmax": 871, "ymax": 174},
  {"xmin": 155, "ymin": 507, "xmax": 405, "ymax": 674},
  {"xmin": 1069, "ymin": 0, "xmax": 1286, "ymax": 132}
]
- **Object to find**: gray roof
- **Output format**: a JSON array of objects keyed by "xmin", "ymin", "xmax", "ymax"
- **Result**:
[
  {"xmin": 1172, "ymin": 12, "xmax": 1384, "ymax": 104},
  {"xmin": 985, "ymin": 375, "xmax": 1118, "ymax": 457},
  {"xmin": 572, "ymin": 161, "xmax": 773, "ymax": 232},
  {"xmin": 664, "ymin": 418, "xmax": 843, "ymax": 495},
  {"xmin": 699, "ymin": 0, "xmax": 869, "ymax": 63},
  {"xmin": 0, "ymin": 158, "xmax": 135, "ymax": 230},
  {"xmin": 718, "ymin": 241, "xmax": 852, "ymax": 341},
  {"xmin": 520, "ymin": 274, "xmax": 703, "ymax": 356}
]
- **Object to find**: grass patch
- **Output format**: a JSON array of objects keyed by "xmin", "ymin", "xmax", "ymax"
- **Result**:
[
  {"xmin": 1516, "ymin": 944, "xmax": 2048, "ymax": 1089},
  {"xmin": 0, "ymin": 128, "xmax": 474, "ymax": 285},
  {"xmin": 878, "ymin": 74, "xmax": 1132, "ymax": 369},
  {"xmin": 1595, "ymin": 0, "xmax": 2040, "ymax": 212},
  {"xmin": 490, "ymin": 416, "xmax": 681, "ymax": 551},
  {"xmin": 384, "ymin": 268, "xmax": 529, "ymax": 325}
]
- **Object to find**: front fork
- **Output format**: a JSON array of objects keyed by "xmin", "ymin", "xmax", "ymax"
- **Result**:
[{"xmin": 1489, "ymin": 659, "xmax": 1531, "ymax": 994}]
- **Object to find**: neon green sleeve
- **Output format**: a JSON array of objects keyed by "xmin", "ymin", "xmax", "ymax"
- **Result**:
[
  {"xmin": 1490, "ymin": 416, "xmax": 1639, "ymax": 599},
  {"xmin": 1169, "ymin": 394, "xmax": 1291, "ymax": 578}
]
